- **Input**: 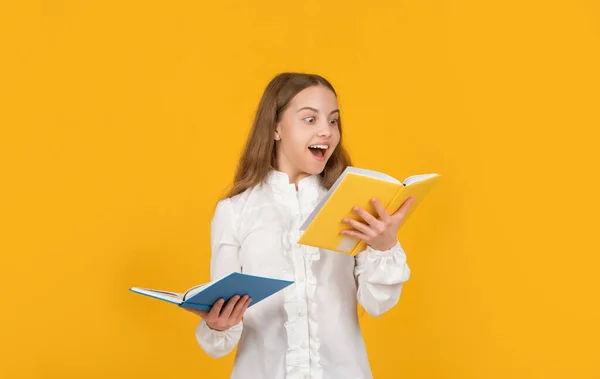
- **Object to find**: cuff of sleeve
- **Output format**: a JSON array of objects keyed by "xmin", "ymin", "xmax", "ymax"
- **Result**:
[
  {"xmin": 355, "ymin": 240, "xmax": 406, "ymax": 268},
  {"xmin": 195, "ymin": 319, "xmax": 243, "ymax": 358},
  {"xmin": 198, "ymin": 318, "xmax": 243, "ymax": 336},
  {"xmin": 366, "ymin": 240, "xmax": 404, "ymax": 258}
]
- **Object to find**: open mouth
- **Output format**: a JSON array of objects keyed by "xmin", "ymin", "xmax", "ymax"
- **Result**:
[{"xmin": 308, "ymin": 144, "xmax": 328, "ymax": 160}]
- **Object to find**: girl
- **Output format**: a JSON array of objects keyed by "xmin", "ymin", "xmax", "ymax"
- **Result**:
[{"xmin": 186, "ymin": 72, "xmax": 415, "ymax": 379}]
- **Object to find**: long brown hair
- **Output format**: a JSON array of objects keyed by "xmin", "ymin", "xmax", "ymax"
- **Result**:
[{"xmin": 225, "ymin": 72, "xmax": 352, "ymax": 198}]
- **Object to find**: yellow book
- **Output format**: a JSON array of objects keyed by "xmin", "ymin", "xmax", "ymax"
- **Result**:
[{"xmin": 298, "ymin": 166, "xmax": 440, "ymax": 255}]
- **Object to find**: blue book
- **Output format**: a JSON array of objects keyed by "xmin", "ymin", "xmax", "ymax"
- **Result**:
[{"xmin": 130, "ymin": 272, "xmax": 293, "ymax": 310}]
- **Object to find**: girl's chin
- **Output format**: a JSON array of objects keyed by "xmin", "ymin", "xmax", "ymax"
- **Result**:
[{"xmin": 302, "ymin": 160, "xmax": 329, "ymax": 175}]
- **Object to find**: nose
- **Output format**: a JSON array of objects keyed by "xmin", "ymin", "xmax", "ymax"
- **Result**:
[{"xmin": 317, "ymin": 120, "xmax": 332, "ymax": 138}]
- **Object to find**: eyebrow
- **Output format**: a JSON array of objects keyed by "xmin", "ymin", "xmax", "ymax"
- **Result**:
[{"xmin": 296, "ymin": 107, "xmax": 340, "ymax": 115}]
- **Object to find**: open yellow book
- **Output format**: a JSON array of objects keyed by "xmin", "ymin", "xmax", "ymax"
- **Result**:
[{"xmin": 297, "ymin": 166, "xmax": 440, "ymax": 255}]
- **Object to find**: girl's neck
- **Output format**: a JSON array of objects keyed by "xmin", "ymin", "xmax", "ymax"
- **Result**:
[{"xmin": 273, "ymin": 165, "xmax": 311, "ymax": 189}]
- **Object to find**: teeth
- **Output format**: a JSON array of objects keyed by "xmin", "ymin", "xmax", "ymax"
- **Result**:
[{"xmin": 309, "ymin": 145, "xmax": 328, "ymax": 149}]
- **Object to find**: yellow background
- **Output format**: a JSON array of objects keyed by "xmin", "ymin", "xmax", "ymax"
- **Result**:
[{"xmin": 1, "ymin": 1, "xmax": 599, "ymax": 378}]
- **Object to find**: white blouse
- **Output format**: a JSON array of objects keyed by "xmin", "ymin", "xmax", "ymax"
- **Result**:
[{"xmin": 195, "ymin": 170, "xmax": 411, "ymax": 379}]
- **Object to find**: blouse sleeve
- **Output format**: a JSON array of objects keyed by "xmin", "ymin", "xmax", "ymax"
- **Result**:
[
  {"xmin": 195, "ymin": 198, "xmax": 244, "ymax": 358},
  {"xmin": 353, "ymin": 240, "xmax": 411, "ymax": 317}
]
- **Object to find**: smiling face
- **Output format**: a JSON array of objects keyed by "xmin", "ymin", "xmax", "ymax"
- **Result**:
[{"xmin": 274, "ymin": 85, "xmax": 341, "ymax": 183}]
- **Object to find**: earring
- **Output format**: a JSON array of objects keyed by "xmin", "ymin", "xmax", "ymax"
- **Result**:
[{"xmin": 274, "ymin": 133, "xmax": 280, "ymax": 140}]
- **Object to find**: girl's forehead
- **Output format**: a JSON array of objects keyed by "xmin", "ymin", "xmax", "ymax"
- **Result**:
[{"xmin": 289, "ymin": 87, "xmax": 339, "ymax": 111}]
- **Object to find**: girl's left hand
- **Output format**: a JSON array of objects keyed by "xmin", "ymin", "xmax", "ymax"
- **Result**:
[{"xmin": 341, "ymin": 196, "xmax": 416, "ymax": 251}]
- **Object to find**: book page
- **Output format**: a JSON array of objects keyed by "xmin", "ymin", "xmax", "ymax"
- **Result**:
[
  {"xmin": 403, "ymin": 173, "xmax": 438, "ymax": 186},
  {"xmin": 345, "ymin": 166, "xmax": 401, "ymax": 184},
  {"xmin": 183, "ymin": 282, "xmax": 211, "ymax": 301},
  {"xmin": 131, "ymin": 287, "xmax": 184, "ymax": 304}
]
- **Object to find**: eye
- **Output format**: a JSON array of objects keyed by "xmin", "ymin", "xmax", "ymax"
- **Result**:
[
  {"xmin": 303, "ymin": 116, "xmax": 315, "ymax": 123},
  {"xmin": 329, "ymin": 118, "xmax": 339, "ymax": 125}
]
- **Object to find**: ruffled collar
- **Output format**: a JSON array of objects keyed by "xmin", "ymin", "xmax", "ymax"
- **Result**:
[{"xmin": 265, "ymin": 169, "xmax": 321, "ymax": 193}]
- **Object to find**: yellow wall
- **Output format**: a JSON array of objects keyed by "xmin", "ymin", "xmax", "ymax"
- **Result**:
[{"xmin": 1, "ymin": 1, "xmax": 599, "ymax": 378}]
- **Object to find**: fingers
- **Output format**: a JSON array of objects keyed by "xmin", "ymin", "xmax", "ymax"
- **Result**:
[
  {"xmin": 240, "ymin": 296, "xmax": 251, "ymax": 315},
  {"xmin": 220, "ymin": 295, "xmax": 241, "ymax": 319},
  {"xmin": 340, "ymin": 228, "xmax": 370, "ymax": 242},
  {"xmin": 343, "ymin": 201, "xmax": 390, "ymax": 237},
  {"xmin": 351, "ymin": 205, "xmax": 380, "ymax": 226},
  {"xmin": 342, "ymin": 217, "xmax": 373, "ymax": 236},
  {"xmin": 231, "ymin": 295, "xmax": 251, "ymax": 322},
  {"xmin": 238, "ymin": 297, "xmax": 251, "ymax": 322},
  {"xmin": 229, "ymin": 296, "xmax": 244, "ymax": 321},
  {"xmin": 208, "ymin": 298, "xmax": 225, "ymax": 319},
  {"xmin": 183, "ymin": 294, "xmax": 252, "ymax": 328},
  {"xmin": 370, "ymin": 198, "xmax": 391, "ymax": 222},
  {"xmin": 340, "ymin": 198, "xmax": 410, "ymax": 246},
  {"xmin": 392, "ymin": 196, "xmax": 415, "ymax": 221},
  {"xmin": 200, "ymin": 296, "xmax": 245, "ymax": 331}
]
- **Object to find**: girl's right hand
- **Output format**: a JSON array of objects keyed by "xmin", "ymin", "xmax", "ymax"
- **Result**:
[{"xmin": 185, "ymin": 295, "xmax": 251, "ymax": 331}]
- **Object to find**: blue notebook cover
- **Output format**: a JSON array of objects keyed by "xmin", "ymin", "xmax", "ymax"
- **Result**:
[{"xmin": 130, "ymin": 272, "xmax": 294, "ymax": 311}]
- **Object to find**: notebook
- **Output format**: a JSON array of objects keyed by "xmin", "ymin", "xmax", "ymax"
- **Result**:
[
  {"xmin": 298, "ymin": 166, "xmax": 440, "ymax": 255},
  {"xmin": 130, "ymin": 272, "xmax": 294, "ymax": 310}
]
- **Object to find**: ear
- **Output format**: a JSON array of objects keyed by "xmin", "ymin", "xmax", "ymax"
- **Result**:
[{"xmin": 274, "ymin": 124, "xmax": 282, "ymax": 141}]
